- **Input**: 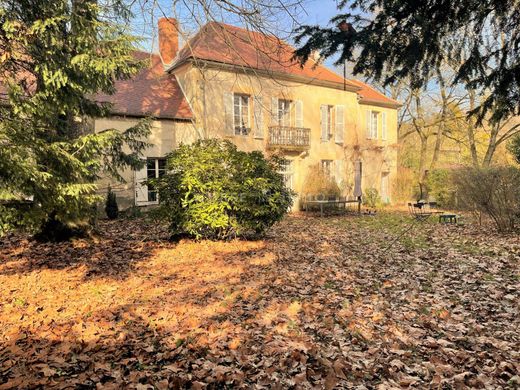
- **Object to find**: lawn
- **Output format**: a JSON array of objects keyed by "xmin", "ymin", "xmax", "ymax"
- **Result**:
[{"xmin": 0, "ymin": 213, "xmax": 518, "ymax": 389}]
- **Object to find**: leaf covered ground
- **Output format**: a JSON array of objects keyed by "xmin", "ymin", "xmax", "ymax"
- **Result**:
[{"xmin": 0, "ymin": 213, "xmax": 519, "ymax": 389}]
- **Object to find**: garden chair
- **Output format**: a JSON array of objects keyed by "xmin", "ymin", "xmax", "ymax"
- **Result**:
[{"xmin": 408, "ymin": 202, "xmax": 433, "ymax": 221}]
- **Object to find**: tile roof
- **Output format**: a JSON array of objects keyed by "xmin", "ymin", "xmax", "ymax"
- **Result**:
[
  {"xmin": 95, "ymin": 51, "xmax": 193, "ymax": 120},
  {"xmin": 347, "ymin": 78, "xmax": 400, "ymax": 107},
  {"xmin": 170, "ymin": 22, "xmax": 399, "ymax": 107},
  {"xmin": 172, "ymin": 22, "xmax": 358, "ymax": 87}
]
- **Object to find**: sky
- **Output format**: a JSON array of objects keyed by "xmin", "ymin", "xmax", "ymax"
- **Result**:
[{"xmin": 130, "ymin": 0, "xmax": 347, "ymax": 75}]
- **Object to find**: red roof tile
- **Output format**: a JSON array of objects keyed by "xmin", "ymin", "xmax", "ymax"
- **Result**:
[
  {"xmin": 171, "ymin": 22, "xmax": 399, "ymax": 107},
  {"xmin": 347, "ymin": 78, "xmax": 400, "ymax": 107},
  {"xmin": 172, "ymin": 22, "xmax": 359, "ymax": 88},
  {"xmin": 96, "ymin": 51, "xmax": 193, "ymax": 120}
]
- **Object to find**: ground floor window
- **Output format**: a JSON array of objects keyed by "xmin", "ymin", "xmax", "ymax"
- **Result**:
[
  {"xmin": 279, "ymin": 159, "xmax": 294, "ymax": 189},
  {"xmin": 321, "ymin": 159, "xmax": 334, "ymax": 179},
  {"xmin": 146, "ymin": 158, "xmax": 167, "ymax": 202}
]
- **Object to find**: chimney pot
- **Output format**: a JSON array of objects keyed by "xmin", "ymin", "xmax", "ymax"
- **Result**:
[{"xmin": 158, "ymin": 18, "xmax": 179, "ymax": 65}]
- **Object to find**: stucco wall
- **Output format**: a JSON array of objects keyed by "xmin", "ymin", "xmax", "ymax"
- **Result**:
[
  {"xmin": 175, "ymin": 65, "xmax": 399, "ymax": 207},
  {"xmin": 94, "ymin": 116, "xmax": 195, "ymax": 209}
]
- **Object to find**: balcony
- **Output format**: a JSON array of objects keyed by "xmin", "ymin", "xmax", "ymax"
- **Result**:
[{"xmin": 267, "ymin": 126, "xmax": 311, "ymax": 151}]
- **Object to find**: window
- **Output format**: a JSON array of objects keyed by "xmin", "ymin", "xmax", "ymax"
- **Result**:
[
  {"xmin": 371, "ymin": 111, "xmax": 379, "ymax": 139},
  {"xmin": 321, "ymin": 159, "xmax": 334, "ymax": 179},
  {"xmin": 278, "ymin": 99, "xmax": 292, "ymax": 126},
  {"xmin": 146, "ymin": 158, "xmax": 166, "ymax": 202},
  {"xmin": 279, "ymin": 159, "xmax": 294, "ymax": 189},
  {"xmin": 233, "ymin": 94, "xmax": 250, "ymax": 135},
  {"xmin": 321, "ymin": 105, "xmax": 334, "ymax": 141}
]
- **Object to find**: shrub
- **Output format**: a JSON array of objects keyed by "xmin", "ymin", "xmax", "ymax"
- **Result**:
[
  {"xmin": 301, "ymin": 164, "xmax": 340, "ymax": 197},
  {"xmin": 155, "ymin": 139, "xmax": 293, "ymax": 239},
  {"xmin": 363, "ymin": 188, "xmax": 381, "ymax": 208},
  {"xmin": 105, "ymin": 186, "xmax": 119, "ymax": 220},
  {"xmin": 452, "ymin": 166, "xmax": 520, "ymax": 232},
  {"xmin": 426, "ymin": 169, "xmax": 457, "ymax": 208},
  {"xmin": 391, "ymin": 166, "xmax": 416, "ymax": 204}
]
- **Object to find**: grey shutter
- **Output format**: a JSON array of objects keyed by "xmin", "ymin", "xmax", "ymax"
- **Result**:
[
  {"xmin": 295, "ymin": 100, "xmax": 303, "ymax": 128},
  {"xmin": 253, "ymin": 96, "xmax": 263, "ymax": 138},
  {"xmin": 354, "ymin": 160, "xmax": 363, "ymax": 198},
  {"xmin": 224, "ymin": 92, "xmax": 234, "ymax": 136},
  {"xmin": 366, "ymin": 110, "xmax": 372, "ymax": 139},
  {"xmin": 134, "ymin": 161, "xmax": 148, "ymax": 204},
  {"xmin": 382, "ymin": 111, "xmax": 387, "ymax": 140},
  {"xmin": 321, "ymin": 105, "xmax": 328, "ymax": 141},
  {"xmin": 335, "ymin": 105, "xmax": 345, "ymax": 144},
  {"xmin": 271, "ymin": 97, "xmax": 278, "ymax": 125}
]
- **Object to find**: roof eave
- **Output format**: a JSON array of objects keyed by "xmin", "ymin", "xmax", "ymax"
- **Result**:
[
  {"xmin": 170, "ymin": 57, "xmax": 362, "ymax": 93},
  {"xmin": 358, "ymin": 98, "xmax": 401, "ymax": 109}
]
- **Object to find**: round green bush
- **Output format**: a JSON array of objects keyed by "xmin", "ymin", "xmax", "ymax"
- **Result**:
[{"xmin": 155, "ymin": 139, "xmax": 293, "ymax": 239}]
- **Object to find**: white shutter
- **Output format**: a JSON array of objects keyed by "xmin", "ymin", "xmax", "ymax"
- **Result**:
[
  {"xmin": 382, "ymin": 112, "xmax": 387, "ymax": 140},
  {"xmin": 295, "ymin": 100, "xmax": 303, "ymax": 128},
  {"xmin": 271, "ymin": 97, "xmax": 278, "ymax": 125},
  {"xmin": 335, "ymin": 105, "xmax": 345, "ymax": 144},
  {"xmin": 224, "ymin": 92, "xmax": 234, "ymax": 136},
  {"xmin": 321, "ymin": 105, "xmax": 328, "ymax": 141},
  {"xmin": 366, "ymin": 110, "xmax": 372, "ymax": 139},
  {"xmin": 134, "ymin": 161, "xmax": 148, "ymax": 205},
  {"xmin": 253, "ymin": 96, "xmax": 263, "ymax": 138}
]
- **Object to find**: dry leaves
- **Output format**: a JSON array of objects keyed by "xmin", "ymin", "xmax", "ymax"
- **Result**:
[{"xmin": 0, "ymin": 214, "xmax": 518, "ymax": 388}]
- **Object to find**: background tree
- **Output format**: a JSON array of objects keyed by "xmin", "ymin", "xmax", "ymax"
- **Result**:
[
  {"xmin": 0, "ymin": 0, "xmax": 150, "ymax": 239},
  {"xmin": 294, "ymin": 0, "xmax": 520, "ymax": 125}
]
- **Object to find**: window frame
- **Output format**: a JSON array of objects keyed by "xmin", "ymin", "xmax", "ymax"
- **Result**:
[
  {"xmin": 233, "ymin": 93, "xmax": 251, "ymax": 136},
  {"xmin": 278, "ymin": 99, "xmax": 292, "ymax": 127},
  {"xmin": 370, "ymin": 110, "xmax": 379, "ymax": 139},
  {"xmin": 146, "ymin": 157, "xmax": 167, "ymax": 203},
  {"xmin": 321, "ymin": 159, "xmax": 334, "ymax": 179},
  {"xmin": 279, "ymin": 158, "xmax": 294, "ymax": 189}
]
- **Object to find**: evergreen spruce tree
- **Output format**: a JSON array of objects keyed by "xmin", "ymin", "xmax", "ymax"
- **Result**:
[
  {"xmin": 0, "ymin": 0, "xmax": 150, "ymax": 238},
  {"xmin": 105, "ymin": 186, "xmax": 119, "ymax": 220},
  {"xmin": 294, "ymin": 0, "xmax": 520, "ymax": 124}
]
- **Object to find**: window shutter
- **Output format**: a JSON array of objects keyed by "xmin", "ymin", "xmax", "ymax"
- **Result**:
[
  {"xmin": 366, "ymin": 110, "xmax": 372, "ymax": 139},
  {"xmin": 224, "ymin": 92, "xmax": 234, "ymax": 136},
  {"xmin": 271, "ymin": 97, "xmax": 278, "ymax": 125},
  {"xmin": 321, "ymin": 105, "xmax": 328, "ymax": 141},
  {"xmin": 382, "ymin": 112, "xmax": 387, "ymax": 140},
  {"xmin": 134, "ymin": 161, "xmax": 148, "ymax": 205},
  {"xmin": 295, "ymin": 100, "xmax": 303, "ymax": 128},
  {"xmin": 253, "ymin": 96, "xmax": 263, "ymax": 138},
  {"xmin": 354, "ymin": 160, "xmax": 363, "ymax": 198},
  {"xmin": 335, "ymin": 159, "xmax": 344, "ymax": 186},
  {"xmin": 335, "ymin": 105, "xmax": 345, "ymax": 144}
]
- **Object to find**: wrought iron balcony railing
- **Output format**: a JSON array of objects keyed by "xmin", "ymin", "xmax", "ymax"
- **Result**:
[{"xmin": 267, "ymin": 126, "xmax": 311, "ymax": 150}]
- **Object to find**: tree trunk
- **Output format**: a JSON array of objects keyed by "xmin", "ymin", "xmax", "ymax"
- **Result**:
[
  {"xmin": 482, "ymin": 124, "xmax": 500, "ymax": 167},
  {"xmin": 466, "ymin": 89, "xmax": 480, "ymax": 167}
]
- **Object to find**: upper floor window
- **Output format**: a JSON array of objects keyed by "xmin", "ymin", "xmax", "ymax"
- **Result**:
[
  {"xmin": 233, "ymin": 94, "xmax": 250, "ymax": 135},
  {"xmin": 278, "ymin": 99, "xmax": 292, "ymax": 127},
  {"xmin": 321, "ymin": 105, "xmax": 335, "ymax": 141},
  {"xmin": 366, "ymin": 110, "xmax": 379, "ymax": 139}
]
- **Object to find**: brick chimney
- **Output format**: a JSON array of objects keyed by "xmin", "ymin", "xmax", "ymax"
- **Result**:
[{"xmin": 158, "ymin": 18, "xmax": 179, "ymax": 65}]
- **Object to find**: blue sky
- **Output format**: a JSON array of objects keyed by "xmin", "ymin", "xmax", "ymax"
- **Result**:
[{"xmin": 131, "ymin": 0, "xmax": 346, "ymax": 74}]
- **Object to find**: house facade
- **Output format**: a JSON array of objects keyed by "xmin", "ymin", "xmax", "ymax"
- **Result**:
[{"xmin": 95, "ymin": 19, "xmax": 400, "ymax": 210}]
